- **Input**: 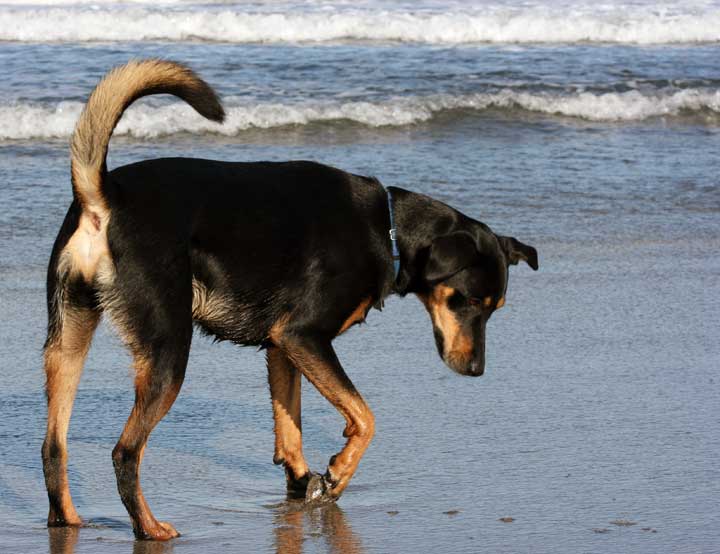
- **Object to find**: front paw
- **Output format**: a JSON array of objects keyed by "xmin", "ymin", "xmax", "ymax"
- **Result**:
[
  {"xmin": 305, "ymin": 472, "xmax": 337, "ymax": 503},
  {"xmin": 135, "ymin": 520, "xmax": 180, "ymax": 541},
  {"xmin": 286, "ymin": 470, "xmax": 311, "ymax": 499},
  {"xmin": 47, "ymin": 507, "xmax": 83, "ymax": 528}
]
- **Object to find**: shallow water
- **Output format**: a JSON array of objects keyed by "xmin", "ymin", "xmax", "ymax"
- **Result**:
[{"xmin": 1, "ymin": 1, "xmax": 720, "ymax": 552}]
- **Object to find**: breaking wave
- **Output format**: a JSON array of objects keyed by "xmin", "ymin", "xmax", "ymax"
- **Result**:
[
  {"xmin": 2, "ymin": 88, "xmax": 719, "ymax": 140},
  {"xmin": 1, "ymin": 4, "xmax": 720, "ymax": 44}
]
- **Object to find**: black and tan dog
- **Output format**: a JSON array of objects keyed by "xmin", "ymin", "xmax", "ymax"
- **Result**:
[{"xmin": 41, "ymin": 60, "xmax": 538, "ymax": 540}]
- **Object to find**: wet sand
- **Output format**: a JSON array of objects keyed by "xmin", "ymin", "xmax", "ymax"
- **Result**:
[
  {"xmin": 1, "ymin": 231, "xmax": 718, "ymax": 553},
  {"xmin": 1, "ymin": 62, "xmax": 719, "ymax": 549}
]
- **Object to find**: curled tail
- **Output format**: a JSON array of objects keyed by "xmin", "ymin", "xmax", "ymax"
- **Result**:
[{"xmin": 70, "ymin": 59, "xmax": 225, "ymax": 213}]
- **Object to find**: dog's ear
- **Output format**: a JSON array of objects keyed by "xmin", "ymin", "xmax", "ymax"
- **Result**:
[
  {"xmin": 423, "ymin": 232, "xmax": 478, "ymax": 283},
  {"xmin": 497, "ymin": 235, "xmax": 539, "ymax": 270}
]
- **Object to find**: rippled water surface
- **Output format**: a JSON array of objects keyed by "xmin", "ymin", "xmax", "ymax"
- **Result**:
[{"xmin": 1, "ymin": 1, "xmax": 719, "ymax": 553}]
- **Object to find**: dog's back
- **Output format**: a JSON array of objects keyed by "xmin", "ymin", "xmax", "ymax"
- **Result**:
[{"xmin": 104, "ymin": 157, "xmax": 390, "ymax": 343}]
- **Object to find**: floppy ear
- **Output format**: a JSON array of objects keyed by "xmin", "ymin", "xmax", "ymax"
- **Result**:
[
  {"xmin": 423, "ymin": 232, "xmax": 478, "ymax": 283},
  {"xmin": 497, "ymin": 235, "xmax": 539, "ymax": 270}
]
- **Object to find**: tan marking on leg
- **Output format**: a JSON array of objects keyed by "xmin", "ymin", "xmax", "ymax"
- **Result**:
[
  {"xmin": 268, "ymin": 313, "xmax": 291, "ymax": 347},
  {"xmin": 337, "ymin": 297, "xmax": 373, "ymax": 335},
  {"xmin": 274, "ymin": 334, "xmax": 374, "ymax": 498},
  {"xmin": 43, "ymin": 307, "xmax": 100, "ymax": 527},
  {"xmin": 267, "ymin": 347, "xmax": 309, "ymax": 483},
  {"xmin": 325, "ymin": 397, "xmax": 374, "ymax": 496},
  {"xmin": 112, "ymin": 350, "xmax": 185, "ymax": 541}
]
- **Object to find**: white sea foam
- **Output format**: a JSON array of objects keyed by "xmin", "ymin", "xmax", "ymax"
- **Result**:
[
  {"xmin": 1, "ymin": 4, "xmax": 720, "ymax": 44},
  {"xmin": 2, "ymin": 89, "xmax": 719, "ymax": 140}
]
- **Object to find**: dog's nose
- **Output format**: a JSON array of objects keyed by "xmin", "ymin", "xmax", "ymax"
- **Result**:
[{"xmin": 468, "ymin": 360, "xmax": 484, "ymax": 376}]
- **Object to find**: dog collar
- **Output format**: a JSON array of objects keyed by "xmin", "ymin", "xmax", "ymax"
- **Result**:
[{"xmin": 386, "ymin": 188, "xmax": 401, "ymax": 281}]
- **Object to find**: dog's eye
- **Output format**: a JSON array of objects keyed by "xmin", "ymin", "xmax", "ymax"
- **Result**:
[{"xmin": 468, "ymin": 297, "xmax": 493, "ymax": 308}]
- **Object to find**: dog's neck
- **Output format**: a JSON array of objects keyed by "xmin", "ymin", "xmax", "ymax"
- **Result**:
[{"xmin": 387, "ymin": 186, "xmax": 486, "ymax": 296}]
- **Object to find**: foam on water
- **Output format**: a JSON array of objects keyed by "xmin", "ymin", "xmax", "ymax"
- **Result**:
[
  {"xmin": 2, "ymin": 88, "xmax": 719, "ymax": 140},
  {"xmin": 1, "ymin": 2, "xmax": 720, "ymax": 44}
]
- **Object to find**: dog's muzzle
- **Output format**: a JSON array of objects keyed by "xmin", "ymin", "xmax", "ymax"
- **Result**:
[{"xmin": 444, "ymin": 350, "xmax": 485, "ymax": 377}]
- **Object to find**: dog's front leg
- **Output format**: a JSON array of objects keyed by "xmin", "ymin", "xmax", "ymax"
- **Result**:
[
  {"xmin": 275, "ymin": 333, "xmax": 375, "ymax": 501},
  {"xmin": 267, "ymin": 346, "xmax": 311, "ymax": 496}
]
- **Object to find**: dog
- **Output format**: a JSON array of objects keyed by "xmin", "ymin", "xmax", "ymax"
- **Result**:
[{"xmin": 40, "ymin": 59, "xmax": 538, "ymax": 540}]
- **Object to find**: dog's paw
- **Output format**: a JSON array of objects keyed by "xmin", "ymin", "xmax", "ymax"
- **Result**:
[
  {"xmin": 305, "ymin": 472, "xmax": 336, "ymax": 504},
  {"xmin": 286, "ymin": 470, "xmax": 311, "ymax": 499},
  {"xmin": 136, "ymin": 520, "xmax": 180, "ymax": 541},
  {"xmin": 47, "ymin": 508, "xmax": 83, "ymax": 528}
]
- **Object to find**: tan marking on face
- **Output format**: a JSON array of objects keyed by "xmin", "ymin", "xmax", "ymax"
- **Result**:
[
  {"xmin": 338, "ymin": 297, "xmax": 373, "ymax": 335},
  {"xmin": 421, "ymin": 285, "xmax": 473, "ymax": 364},
  {"xmin": 496, "ymin": 297, "xmax": 505, "ymax": 309},
  {"xmin": 483, "ymin": 296, "xmax": 493, "ymax": 308}
]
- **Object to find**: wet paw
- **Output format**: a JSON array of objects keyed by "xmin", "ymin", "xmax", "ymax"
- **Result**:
[
  {"xmin": 137, "ymin": 521, "xmax": 180, "ymax": 541},
  {"xmin": 47, "ymin": 509, "xmax": 83, "ymax": 528},
  {"xmin": 305, "ymin": 472, "xmax": 337, "ymax": 504},
  {"xmin": 286, "ymin": 471, "xmax": 311, "ymax": 499}
]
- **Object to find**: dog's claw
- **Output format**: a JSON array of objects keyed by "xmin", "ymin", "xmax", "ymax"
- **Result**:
[{"xmin": 305, "ymin": 472, "xmax": 335, "ymax": 503}]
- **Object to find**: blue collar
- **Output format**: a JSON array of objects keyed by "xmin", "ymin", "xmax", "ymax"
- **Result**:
[{"xmin": 386, "ymin": 188, "xmax": 401, "ymax": 281}]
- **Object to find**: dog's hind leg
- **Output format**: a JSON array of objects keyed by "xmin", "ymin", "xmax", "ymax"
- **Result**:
[
  {"xmin": 109, "ymin": 281, "xmax": 192, "ymax": 541},
  {"xmin": 267, "ymin": 346, "xmax": 310, "ymax": 496},
  {"xmin": 42, "ymin": 283, "xmax": 100, "ymax": 527}
]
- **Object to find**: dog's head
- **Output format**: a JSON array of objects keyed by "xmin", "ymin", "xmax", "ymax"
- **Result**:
[{"xmin": 416, "ymin": 230, "xmax": 538, "ymax": 376}]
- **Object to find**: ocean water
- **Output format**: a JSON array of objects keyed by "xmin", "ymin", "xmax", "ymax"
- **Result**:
[{"xmin": 0, "ymin": 1, "xmax": 719, "ymax": 553}]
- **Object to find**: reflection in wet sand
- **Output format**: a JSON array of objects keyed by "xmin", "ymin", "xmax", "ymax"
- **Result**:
[
  {"xmin": 274, "ymin": 501, "xmax": 364, "ymax": 554},
  {"xmin": 48, "ymin": 527, "xmax": 79, "ymax": 554},
  {"xmin": 47, "ymin": 503, "xmax": 360, "ymax": 554},
  {"xmin": 47, "ymin": 526, "xmax": 176, "ymax": 554},
  {"xmin": 132, "ymin": 537, "xmax": 176, "ymax": 554}
]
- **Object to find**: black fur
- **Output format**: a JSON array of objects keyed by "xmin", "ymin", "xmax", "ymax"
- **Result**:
[
  {"xmin": 45, "ymin": 156, "xmax": 537, "ymax": 531},
  {"xmin": 50, "ymin": 157, "xmax": 538, "ymax": 369}
]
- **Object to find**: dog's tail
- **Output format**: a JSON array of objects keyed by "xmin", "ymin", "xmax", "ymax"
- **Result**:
[{"xmin": 70, "ymin": 59, "xmax": 225, "ymax": 214}]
